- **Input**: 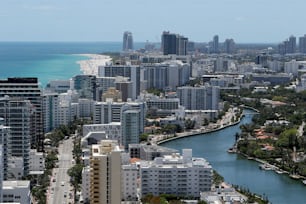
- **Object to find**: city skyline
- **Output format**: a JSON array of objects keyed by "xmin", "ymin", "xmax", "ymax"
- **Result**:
[{"xmin": 1, "ymin": 0, "xmax": 306, "ymax": 43}]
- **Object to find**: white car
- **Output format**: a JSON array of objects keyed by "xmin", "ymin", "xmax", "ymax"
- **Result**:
[{"xmin": 61, "ymin": 181, "xmax": 65, "ymax": 186}]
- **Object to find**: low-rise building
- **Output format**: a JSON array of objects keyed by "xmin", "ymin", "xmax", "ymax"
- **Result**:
[
  {"xmin": 29, "ymin": 149, "xmax": 45, "ymax": 172},
  {"xmin": 2, "ymin": 180, "xmax": 31, "ymax": 204},
  {"xmin": 140, "ymin": 149, "xmax": 212, "ymax": 199},
  {"xmin": 129, "ymin": 144, "xmax": 178, "ymax": 161}
]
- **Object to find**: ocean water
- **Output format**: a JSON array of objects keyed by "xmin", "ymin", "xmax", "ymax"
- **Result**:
[{"xmin": 0, "ymin": 42, "xmax": 146, "ymax": 87}]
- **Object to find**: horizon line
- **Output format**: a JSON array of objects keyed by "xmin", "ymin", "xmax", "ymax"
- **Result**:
[{"xmin": 0, "ymin": 40, "xmax": 279, "ymax": 45}]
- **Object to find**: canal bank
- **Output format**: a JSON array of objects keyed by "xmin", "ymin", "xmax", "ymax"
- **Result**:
[{"xmin": 161, "ymin": 109, "xmax": 306, "ymax": 204}]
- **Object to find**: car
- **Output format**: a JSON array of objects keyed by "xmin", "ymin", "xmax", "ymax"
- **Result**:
[
  {"xmin": 61, "ymin": 181, "xmax": 65, "ymax": 186},
  {"xmin": 52, "ymin": 178, "xmax": 56, "ymax": 182}
]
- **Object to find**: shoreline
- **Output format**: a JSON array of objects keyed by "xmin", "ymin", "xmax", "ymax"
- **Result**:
[
  {"xmin": 157, "ymin": 118, "xmax": 242, "ymax": 145},
  {"xmin": 156, "ymin": 109, "xmax": 246, "ymax": 145},
  {"xmin": 74, "ymin": 54, "xmax": 112, "ymax": 75}
]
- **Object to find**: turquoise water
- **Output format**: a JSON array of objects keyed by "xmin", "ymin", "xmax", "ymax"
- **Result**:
[
  {"xmin": 3, "ymin": 54, "xmax": 87, "ymax": 87},
  {"xmin": 0, "ymin": 42, "xmax": 146, "ymax": 87},
  {"xmin": 161, "ymin": 110, "xmax": 306, "ymax": 204}
]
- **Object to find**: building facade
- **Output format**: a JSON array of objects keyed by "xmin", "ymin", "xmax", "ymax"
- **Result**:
[
  {"xmin": 73, "ymin": 75, "xmax": 96, "ymax": 100},
  {"xmin": 177, "ymin": 85, "xmax": 220, "ymax": 111},
  {"xmin": 98, "ymin": 65, "xmax": 140, "ymax": 99},
  {"xmin": 123, "ymin": 31, "xmax": 134, "ymax": 51},
  {"xmin": 0, "ymin": 78, "xmax": 43, "ymax": 152},
  {"xmin": 140, "ymin": 149, "xmax": 212, "ymax": 199},
  {"xmin": 161, "ymin": 31, "xmax": 188, "ymax": 55},
  {"xmin": 90, "ymin": 140, "xmax": 122, "ymax": 204},
  {"xmin": 0, "ymin": 97, "xmax": 32, "ymax": 179},
  {"xmin": 2, "ymin": 180, "xmax": 31, "ymax": 204}
]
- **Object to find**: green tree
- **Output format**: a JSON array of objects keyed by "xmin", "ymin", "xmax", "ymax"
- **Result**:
[
  {"xmin": 68, "ymin": 164, "xmax": 84, "ymax": 191},
  {"xmin": 185, "ymin": 119, "xmax": 195, "ymax": 130}
]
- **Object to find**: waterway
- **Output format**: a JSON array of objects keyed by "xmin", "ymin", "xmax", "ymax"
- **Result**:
[{"xmin": 161, "ymin": 109, "xmax": 306, "ymax": 204}]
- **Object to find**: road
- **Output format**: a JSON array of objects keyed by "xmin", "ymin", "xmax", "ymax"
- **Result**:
[{"xmin": 47, "ymin": 137, "xmax": 74, "ymax": 204}]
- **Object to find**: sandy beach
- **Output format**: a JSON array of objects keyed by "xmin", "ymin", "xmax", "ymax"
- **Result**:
[{"xmin": 76, "ymin": 54, "xmax": 112, "ymax": 76}]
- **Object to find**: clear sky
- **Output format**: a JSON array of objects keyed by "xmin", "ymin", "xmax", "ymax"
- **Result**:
[{"xmin": 1, "ymin": 0, "xmax": 306, "ymax": 43}]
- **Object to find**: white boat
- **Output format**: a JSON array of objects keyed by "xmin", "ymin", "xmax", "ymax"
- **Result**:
[
  {"xmin": 227, "ymin": 147, "xmax": 236, "ymax": 153},
  {"xmin": 275, "ymin": 170, "xmax": 284, "ymax": 174},
  {"xmin": 259, "ymin": 164, "xmax": 273, "ymax": 170},
  {"xmin": 302, "ymin": 180, "xmax": 306, "ymax": 185}
]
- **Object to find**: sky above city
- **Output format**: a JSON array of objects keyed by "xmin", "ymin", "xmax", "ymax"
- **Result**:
[{"xmin": 1, "ymin": 0, "xmax": 306, "ymax": 43}]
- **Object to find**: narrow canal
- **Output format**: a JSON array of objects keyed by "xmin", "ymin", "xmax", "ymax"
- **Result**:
[{"xmin": 160, "ymin": 109, "xmax": 306, "ymax": 204}]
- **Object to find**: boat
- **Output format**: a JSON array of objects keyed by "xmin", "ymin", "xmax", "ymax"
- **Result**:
[
  {"xmin": 275, "ymin": 169, "xmax": 285, "ymax": 174},
  {"xmin": 303, "ymin": 180, "xmax": 306, "ymax": 185},
  {"xmin": 259, "ymin": 164, "xmax": 273, "ymax": 170},
  {"xmin": 227, "ymin": 147, "xmax": 236, "ymax": 153},
  {"xmin": 289, "ymin": 174, "xmax": 300, "ymax": 180}
]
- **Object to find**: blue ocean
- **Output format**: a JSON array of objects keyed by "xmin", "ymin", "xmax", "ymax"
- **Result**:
[{"xmin": 0, "ymin": 42, "xmax": 146, "ymax": 87}]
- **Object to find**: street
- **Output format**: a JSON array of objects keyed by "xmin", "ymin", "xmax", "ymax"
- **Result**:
[{"xmin": 47, "ymin": 137, "xmax": 75, "ymax": 204}]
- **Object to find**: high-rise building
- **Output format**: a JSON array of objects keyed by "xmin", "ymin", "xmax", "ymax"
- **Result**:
[
  {"xmin": 115, "ymin": 77, "xmax": 133, "ymax": 102},
  {"xmin": 123, "ymin": 31, "xmax": 134, "ymax": 51},
  {"xmin": 98, "ymin": 65, "xmax": 140, "ymax": 99},
  {"xmin": 90, "ymin": 140, "xmax": 122, "ymax": 204},
  {"xmin": 0, "ymin": 78, "xmax": 43, "ymax": 152},
  {"xmin": 121, "ymin": 107, "xmax": 141, "ymax": 150},
  {"xmin": 224, "ymin": 39, "xmax": 235, "ymax": 54},
  {"xmin": 95, "ymin": 77, "xmax": 116, "ymax": 101},
  {"xmin": 299, "ymin": 34, "xmax": 306, "ymax": 53},
  {"xmin": 0, "ymin": 97, "xmax": 32, "ymax": 178},
  {"xmin": 42, "ymin": 93, "xmax": 59, "ymax": 133},
  {"xmin": 212, "ymin": 35, "xmax": 219, "ymax": 53},
  {"xmin": 288, "ymin": 35, "xmax": 296, "ymax": 53},
  {"xmin": 43, "ymin": 90, "xmax": 81, "ymax": 132},
  {"xmin": 93, "ymin": 100, "xmax": 145, "ymax": 135},
  {"xmin": 255, "ymin": 53, "xmax": 268, "ymax": 67},
  {"xmin": 0, "ymin": 145, "xmax": 3, "ymax": 202},
  {"xmin": 177, "ymin": 85, "xmax": 220, "ymax": 110},
  {"xmin": 143, "ymin": 61, "xmax": 190, "ymax": 91},
  {"xmin": 0, "ymin": 120, "xmax": 9, "ymax": 181},
  {"xmin": 73, "ymin": 75, "xmax": 96, "ymax": 100},
  {"xmin": 278, "ymin": 35, "xmax": 297, "ymax": 54},
  {"xmin": 161, "ymin": 31, "xmax": 188, "ymax": 55}
]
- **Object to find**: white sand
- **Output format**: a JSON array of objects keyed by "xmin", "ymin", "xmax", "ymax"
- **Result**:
[{"xmin": 76, "ymin": 54, "xmax": 112, "ymax": 76}]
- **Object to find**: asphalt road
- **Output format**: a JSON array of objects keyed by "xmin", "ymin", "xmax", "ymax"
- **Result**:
[{"xmin": 48, "ymin": 137, "xmax": 74, "ymax": 204}]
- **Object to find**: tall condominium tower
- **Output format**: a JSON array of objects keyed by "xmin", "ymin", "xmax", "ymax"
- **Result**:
[
  {"xmin": 90, "ymin": 140, "xmax": 122, "ymax": 204},
  {"xmin": 0, "ymin": 97, "xmax": 32, "ymax": 178},
  {"xmin": 98, "ymin": 65, "xmax": 140, "ymax": 99},
  {"xmin": 224, "ymin": 39, "xmax": 235, "ymax": 54},
  {"xmin": 288, "ymin": 35, "xmax": 296, "ymax": 54},
  {"xmin": 161, "ymin": 31, "xmax": 188, "ymax": 55},
  {"xmin": 122, "ymin": 31, "xmax": 134, "ymax": 51},
  {"xmin": 299, "ymin": 34, "xmax": 306, "ymax": 53},
  {"xmin": 0, "ymin": 78, "xmax": 43, "ymax": 152},
  {"xmin": 177, "ymin": 85, "xmax": 220, "ymax": 111},
  {"xmin": 0, "ymin": 119, "xmax": 10, "ymax": 180},
  {"xmin": 73, "ymin": 75, "xmax": 97, "ymax": 100},
  {"xmin": 212, "ymin": 35, "xmax": 219, "ymax": 53},
  {"xmin": 278, "ymin": 35, "xmax": 297, "ymax": 55},
  {"xmin": 121, "ymin": 105, "xmax": 141, "ymax": 150}
]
